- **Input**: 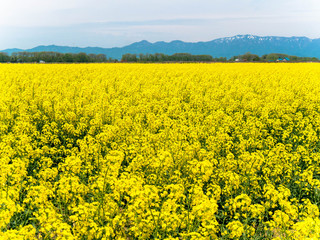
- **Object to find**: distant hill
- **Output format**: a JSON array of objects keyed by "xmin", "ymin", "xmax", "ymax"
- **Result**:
[{"xmin": 1, "ymin": 35, "xmax": 320, "ymax": 59}]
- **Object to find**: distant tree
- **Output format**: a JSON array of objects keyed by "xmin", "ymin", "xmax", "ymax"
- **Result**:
[
  {"xmin": 237, "ymin": 52, "xmax": 261, "ymax": 62},
  {"xmin": 97, "ymin": 54, "xmax": 107, "ymax": 62},
  {"xmin": 75, "ymin": 52, "xmax": 89, "ymax": 63},
  {"xmin": 5, "ymin": 50, "xmax": 318, "ymax": 63},
  {"xmin": 0, "ymin": 52, "xmax": 10, "ymax": 62},
  {"xmin": 215, "ymin": 57, "xmax": 227, "ymax": 62},
  {"xmin": 63, "ymin": 53, "xmax": 74, "ymax": 62},
  {"xmin": 124, "ymin": 52, "xmax": 215, "ymax": 62},
  {"xmin": 122, "ymin": 53, "xmax": 137, "ymax": 62}
]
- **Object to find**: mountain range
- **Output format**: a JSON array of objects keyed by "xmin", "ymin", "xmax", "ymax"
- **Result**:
[{"xmin": 1, "ymin": 35, "xmax": 320, "ymax": 59}]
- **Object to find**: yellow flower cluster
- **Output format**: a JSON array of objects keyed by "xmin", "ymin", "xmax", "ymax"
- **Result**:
[{"xmin": 1, "ymin": 63, "xmax": 320, "ymax": 239}]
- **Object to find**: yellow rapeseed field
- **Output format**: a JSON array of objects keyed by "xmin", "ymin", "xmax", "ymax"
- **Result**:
[{"xmin": 1, "ymin": 63, "xmax": 320, "ymax": 239}]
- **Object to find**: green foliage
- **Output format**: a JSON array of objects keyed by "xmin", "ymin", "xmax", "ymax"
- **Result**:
[
  {"xmin": 0, "ymin": 52, "xmax": 10, "ymax": 62},
  {"xmin": 122, "ymin": 52, "xmax": 219, "ymax": 62},
  {"xmin": 261, "ymin": 53, "xmax": 319, "ymax": 62},
  {"xmin": 2, "ymin": 51, "xmax": 113, "ymax": 63}
]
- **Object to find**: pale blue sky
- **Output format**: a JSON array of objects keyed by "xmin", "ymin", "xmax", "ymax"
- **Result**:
[{"xmin": 1, "ymin": 0, "xmax": 320, "ymax": 49}]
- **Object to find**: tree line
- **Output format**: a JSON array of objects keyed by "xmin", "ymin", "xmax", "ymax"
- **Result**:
[
  {"xmin": 121, "ymin": 53, "xmax": 227, "ymax": 62},
  {"xmin": 229, "ymin": 52, "xmax": 319, "ymax": 62},
  {"xmin": 0, "ymin": 51, "xmax": 318, "ymax": 63},
  {"xmin": 0, "ymin": 52, "xmax": 115, "ymax": 63},
  {"xmin": 123, "ymin": 52, "xmax": 319, "ymax": 62}
]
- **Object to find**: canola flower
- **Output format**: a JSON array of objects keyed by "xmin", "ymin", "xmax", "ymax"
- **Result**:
[{"xmin": 0, "ymin": 63, "xmax": 320, "ymax": 239}]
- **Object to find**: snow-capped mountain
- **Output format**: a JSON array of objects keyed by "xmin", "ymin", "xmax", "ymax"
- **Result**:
[{"xmin": 1, "ymin": 35, "xmax": 320, "ymax": 59}]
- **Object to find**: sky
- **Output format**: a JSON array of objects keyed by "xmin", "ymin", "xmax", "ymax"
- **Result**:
[{"xmin": 1, "ymin": 0, "xmax": 320, "ymax": 49}]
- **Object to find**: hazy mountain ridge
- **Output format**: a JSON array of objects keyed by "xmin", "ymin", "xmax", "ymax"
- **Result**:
[{"xmin": 2, "ymin": 35, "xmax": 320, "ymax": 59}]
